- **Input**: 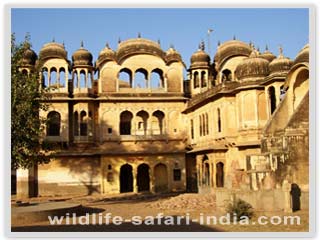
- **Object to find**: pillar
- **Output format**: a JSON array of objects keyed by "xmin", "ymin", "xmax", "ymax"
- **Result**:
[{"xmin": 16, "ymin": 165, "xmax": 38, "ymax": 199}]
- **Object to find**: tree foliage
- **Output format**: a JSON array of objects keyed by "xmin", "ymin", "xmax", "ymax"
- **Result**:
[{"xmin": 11, "ymin": 33, "xmax": 50, "ymax": 169}]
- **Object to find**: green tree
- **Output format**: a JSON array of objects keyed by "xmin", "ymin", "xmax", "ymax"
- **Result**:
[{"xmin": 11, "ymin": 33, "xmax": 50, "ymax": 169}]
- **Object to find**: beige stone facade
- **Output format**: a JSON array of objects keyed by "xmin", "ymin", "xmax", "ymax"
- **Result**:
[{"xmin": 15, "ymin": 37, "xmax": 309, "ymax": 212}]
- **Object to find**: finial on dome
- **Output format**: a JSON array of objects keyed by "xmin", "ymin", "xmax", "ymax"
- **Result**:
[
  {"xmin": 257, "ymin": 46, "xmax": 260, "ymax": 53},
  {"xmin": 279, "ymin": 45, "xmax": 283, "ymax": 55},
  {"xmin": 157, "ymin": 39, "xmax": 161, "ymax": 45},
  {"xmin": 62, "ymin": 41, "xmax": 65, "ymax": 47},
  {"xmin": 200, "ymin": 40, "xmax": 205, "ymax": 51},
  {"xmin": 249, "ymin": 41, "xmax": 253, "ymax": 49},
  {"xmin": 52, "ymin": 37, "xmax": 55, "ymax": 42},
  {"xmin": 118, "ymin": 37, "xmax": 121, "ymax": 44},
  {"xmin": 170, "ymin": 44, "xmax": 174, "ymax": 49},
  {"xmin": 265, "ymin": 44, "xmax": 269, "ymax": 51},
  {"xmin": 138, "ymin": 32, "xmax": 141, "ymax": 38},
  {"xmin": 80, "ymin": 40, "xmax": 84, "ymax": 48},
  {"xmin": 233, "ymin": 35, "xmax": 236, "ymax": 40},
  {"xmin": 106, "ymin": 42, "xmax": 110, "ymax": 48},
  {"xmin": 217, "ymin": 40, "xmax": 221, "ymax": 46}
]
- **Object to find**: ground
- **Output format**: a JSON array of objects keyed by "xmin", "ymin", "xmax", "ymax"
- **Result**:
[{"xmin": 11, "ymin": 193, "xmax": 309, "ymax": 232}]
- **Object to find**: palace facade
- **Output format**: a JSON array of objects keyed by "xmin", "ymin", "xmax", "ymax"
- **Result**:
[{"xmin": 15, "ymin": 36, "xmax": 309, "ymax": 211}]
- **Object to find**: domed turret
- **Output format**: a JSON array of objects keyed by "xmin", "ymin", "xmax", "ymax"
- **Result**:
[
  {"xmin": 39, "ymin": 40, "xmax": 67, "ymax": 62},
  {"xmin": 269, "ymin": 46, "xmax": 293, "ymax": 75},
  {"xmin": 214, "ymin": 39, "xmax": 252, "ymax": 67},
  {"xmin": 96, "ymin": 43, "xmax": 116, "ymax": 69},
  {"xmin": 165, "ymin": 45, "xmax": 182, "ymax": 64},
  {"xmin": 20, "ymin": 43, "xmax": 37, "ymax": 66},
  {"xmin": 190, "ymin": 41, "xmax": 210, "ymax": 69},
  {"xmin": 293, "ymin": 43, "xmax": 309, "ymax": 65},
  {"xmin": 72, "ymin": 41, "xmax": 93, "ymax": 67},
  {"xmin": 235, "ymin": 48, "xmax": 270, "ymax": 81},
  {"xmin": 260, "ymin": 45, "xmax": 276, "ymax": 62}
]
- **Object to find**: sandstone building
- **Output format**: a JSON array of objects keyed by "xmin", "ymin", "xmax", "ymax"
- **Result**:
[{"xmin": 15, "ymin": 36, "xmax": 309, "ymax": 212}]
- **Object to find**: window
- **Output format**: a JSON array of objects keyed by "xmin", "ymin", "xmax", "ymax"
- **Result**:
[
  {"xmin": 173, "ymin": 169, "xmax": 181, "ymax": 181},
  {"xmin": 201, "ymin": 71, "xmax": 206, "ymax": 87},
  {"xmin": 120, "ymin": 111, "xmax": 133, "ymax": 135},
  {"xmin": 46, "ymin": 111, "xmax": 61, "ymax": 136},
  {"xmin": 194, "ymin": 72, "xmax": 199, "ymax": 88},
  {"xmin": 199, "ymin": 115, "xmax": 202, "ymax": 136},
  {"xmin": 107, "ymin": 128, "xmax": 112, "ymax": 134},
  {"xmin": 190, "ymin": 119, "xmax": 194, "ymax": 139},
  {"xmin": 80, "ymin": 111, "xmax": 87, "ymax": 136},
  {"xmin": 268, "ymin": 86, "xmax": 276, "ymax": 114},
  {"xmin": 217, "ymin": 108, "xmax": 221, "ymax": 132}
]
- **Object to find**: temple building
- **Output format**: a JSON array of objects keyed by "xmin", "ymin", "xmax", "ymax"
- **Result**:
[{"xmin": 15, "ymin": 35, "xmax": 309, "ymax": 212}]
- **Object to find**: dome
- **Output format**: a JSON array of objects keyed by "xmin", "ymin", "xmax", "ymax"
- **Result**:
[
  {"xmin": 235, "ymin": 49, "xmax": 270, "ymax": 81},
  {"xmin": 260, "ymin": 46, "xmax": 276, "ymax": 62},
  {"xmin": 96, "ymin": 43, "xmax": 116, "ymax": 68},
  {"xmin": 20, "ymin": 44, "xmax": 37, "ymax": 66},
  {"xmin": 269, "ymin": 49, "xmax": 293, "ymax": 74},
  {"xmin": 165, "ymin": 47, "xmax": 182, "ymax": 64},
  {"xmin": 214, "ymin": 39, "xmax": 252, "ymax": 66},
  {"xmin": 293, "ymin": 43, "xmax": 309, "ymax": 65},
  {"xmin": 116, "ymin": 38, "xmax": 165, "ymax": 63},
  {"xmin": 72, "ymin": 42, "xmax": 93, "ymax": 67},
  {"xmin": 190, "ymin": 42, "xmax": 210, "ymax": 69},
  {"xmin": 39, "ymin": 41, "xmax": 67, "ymax": 62}
]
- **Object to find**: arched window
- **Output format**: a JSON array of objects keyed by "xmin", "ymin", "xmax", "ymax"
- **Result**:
[
  {"xmin": 134, "ymin": 68, "xmax": 148, "ymax": 88},
  {"xmin": 280, "ymin": 85, "xmax": 285, "ymax": 101},
  {"xmin": 202, "ymin": 114, "xmax": 206, "ymax": 136},
  {"xmin": 193, "ymin": 72, "xmax": 199, "ymax": 88},
  {"xmin": 217, "ymin": 108, "xmax": 221, "ymax": 132},
  {"xmin": 136, "ymin": 110, "xmax": 149, "ymax": 135},
  {"xmin": 293, "ymin": 69, "xmax": 309, "ymax": 109},
  {"xmin": 152, "ymin": 110, "xmax": 165, "ymax": 135},
  {"xmin": 59, "ymin": 68, "xmax": 65, "ymax": 87},
  {"xmin": 87, "ymin": 72, "xmax": 92, "ymax": 88},
  {"xmin": 150, "ymin": 69, "xmax": 164, "ymax": 89},
  {"xmin": 42, "ymin": 67, "xmax": 48, "ymax": 87},
  {"xmin": 201, "ymin": 71, "xmax": 207, "ymax": 87},
  {"xmin": 268, "ymin": 86, "xmax": 276, "ymax": 115},
  {"xmin": 120, "ymin": 111, "xmax": 133, "ymax": 135},
  {"xmin": 199, "ymin": 115, "xmax": 202, "ymax": 136},
  {"xmin": 80, "ymin": 111, "xmax": 87, "ymax": 136},
  {"xmin": 46, "ymin": 111, "xmax": 61, "ymax": 136},
  {"xmin": 74, "ymin": 111, "xmax": 79, "ymax": 136},
  {"xmin": 73, "ymin": 71, "xmax": 78, "ymax": 88},
  {"xmin": 216, "ymin": 162, "xmax": 224, "ymax": 187},
  {"xmin": 80, "ymin": 70, "xmax": 86, "ymax": 88},
  {"xmin": 222, "ymin": 69, "xmax": 232, "ymax": 82},
  {"xmin": 205, "ymin": 113, "xmax": 209, "ymax": 135},
  {"xmin": 190, "ymin": 119, "xmax": 194, "ymax": 139},
  {"xmin": 119, "ymin": 68, "xmax": 132, "ymax": 88},
  {"xmin": 50, "ymin": 67, "xmax": 57, "ymax": 86},
  {"xmin": 21, "ymin": 69, "xmax": 28, "ymax": 75}
]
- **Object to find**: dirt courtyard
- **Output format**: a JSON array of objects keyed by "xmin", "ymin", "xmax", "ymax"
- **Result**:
[{"xmin": 11, "ymin": 193, "xmax": 309, "ymax": 232}]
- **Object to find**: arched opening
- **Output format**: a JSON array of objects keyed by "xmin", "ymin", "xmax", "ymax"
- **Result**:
[
  {"xmin": 193, "ymin": 71, "xmax": 199, "ymax": 88},
  {"xmin": 151, "ymin": 110, "xmax": 165, "ymax": 135},
  {"xmin": 21, "ymin": 69, "xmax": 28, "ymax": 75},
  {"xmin": 268, "ymin": 86, "xmax": 276, "ymax": 115},
  {"xmin": 42, "ymin": 67, "xmax": 48, "ymax": 88},
  {"xmin": 73, "ymin": 71, "xmax": 78, "ymax": 88},
  {"xmin": 222, "ymin": 69, "xmax": 232, "ymax": 82},
  {"xmin": 217, "ymin": 108, "xmax": 221, "ymax": 132},
  {"xmin": 119, "ymin": 68, "xmax": 132, "ymax": 88},
  {"xmin": 190, "ymin": 119, "xmax": 194, "ymax": 139},
  {"xmin": 134, "ymin": 68, "xmax": 148, "ymax": 88},
  {"xmin": 59, "ymin": 67, "xmax": 66, "ymax": 87},
  {"xmin": 202, "ymin": 156, "xmax": 210, "ymax": 186},
  {"xmin": 46, "ymin": 111, "xmax": 61, "ymax": 136},
  {"xmin": 120, "ymin": 111, "xmax": 133, "ymax": 135},
  {"xmin": 293, "ymin": 69, "xmax": 309, "ymax": 109},
  {"xmin": 199, "ymin": 115, "xmax": 202, "ymax": 137},
  {"xmin": 154, "ymin": 163, "xmax": 168, "ymax": 193},
  {"xmin": 80, "ymin": 111, "xmax": 87, "ymax": 136},
  {"xmin": 137, "ymin": 164, "xmax": 150, "ymax": 192},
  {"xmin": 87, "ymin": 72, "xmax": 92, "ymax": 88},
  {"xmin": 205, "ymin": 113, "xmax": 209, "ymax": 135},
  {"xmin": 201, "ymin": 71, "xmax": 207, "ymax": 87},
  {"xmin": 74, "ymin": 111, "xmax": 79, "ymax": 136},
  {"xmin": 80, "ymin": 70, "xmax": 86, "ymax": 88},
  {"xmin": 120, "ymin": 164, "xmax": 133, "ymax": 193},
  {"xmin": 216, "ymin": 162, "xmax": 224, "ymax": 188},
  {"xmin": 150, "ymin": 68, "xmax": 164, "ymax": 89},
  {"xmin": 50, "ymin": 67, "xmax": 57, "ymax": 86},
  {"xmin": 280, "ymin": 85, "xmax": 285, "ymax": 101},
  {"xmin": 136, "ymin": 111, "xmax": 149, "ymax": 135}
]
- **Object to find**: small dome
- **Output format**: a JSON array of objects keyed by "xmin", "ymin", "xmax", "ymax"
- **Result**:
[
  {"xmin": 165, "ymin": 47, "xmax": 182, "ymax": 64},
  {"xmin": 235, "ymin": 49, "xmax": 270, "ymax": 81},
  {"xmin": 214, "ymin": 39, "xmax": 252, "ymax": 66},
  {"xmin": 39, "ymin": 41, "xmax": 67, "ymax": 61},
  {"xmin": 96, "ymin": 43, "xmax": 116, "ymax": 68},
  {"xmin": 294, "ymin": 43, "xmax": 309, "ymax": 65},
  {"xmin": 260, "ymin": 46, "xmax": 276, "ymax": 62},
  {"xmin": 269, "ymin": 49, "xmax": 293, "ymax": 75},
  {"xmin": 190, "ymin": 42, "xmax": 210, "ymax": 69},
  {"xmin": 21, "ymin": 44, "xmax": 37, "ymax": 66},
  {"xmin": 72, "ymin": 42, "xmax": 93, "ymax": 67}
]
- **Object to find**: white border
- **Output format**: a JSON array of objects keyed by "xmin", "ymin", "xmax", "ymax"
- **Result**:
[{"xmin": 1, "ymin": 1, "xmax": 317, "ymax": 239}]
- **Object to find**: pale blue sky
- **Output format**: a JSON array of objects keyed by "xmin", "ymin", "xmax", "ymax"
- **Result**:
[{"xmin": 11, "ymin": 8, "xmax": 309, "ymax": 68}]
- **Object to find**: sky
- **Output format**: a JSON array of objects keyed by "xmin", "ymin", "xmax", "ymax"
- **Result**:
[{"xmin": 11, "ymin": 8, "xmax": 309, "ymax": 70}]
